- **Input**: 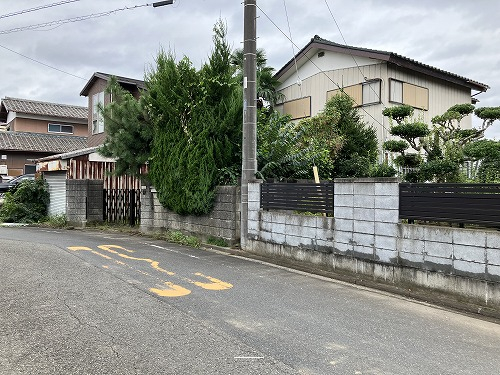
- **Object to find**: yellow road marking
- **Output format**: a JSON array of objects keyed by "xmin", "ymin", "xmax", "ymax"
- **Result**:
[
  {"xmin": 98, "ymin": 245, "xmax": 175, "ymax": 276},
  {"xmin": 92, "ymin": 251, "xmax": 112, "ymax": 260},
  {"xmin": 68, "ymin": 246, "xmax": 93, "ymax": 251},
  {"xmin": 150, "ymin": 282, "xmax": 191, "ymax": 297},
  {"xmin": 187, "ymin": 273, "xmax": 233, "ymax": 290},
  {"xmin": 68, "ymin": 245, "xmax": 233, "ymax": 296}
]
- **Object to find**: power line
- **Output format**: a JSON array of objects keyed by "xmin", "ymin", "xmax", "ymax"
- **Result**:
[
  {"xmin": 0, "ymin": 0, "xmax": 80, "ymax": 20},
  {"xmin": 323, "ymin": 0, "xmax": 386, "ymax": 110},
  {"xmin": 0, "ymin": 3, "xmax": 153, "ymax": 35},
  {"xmin": 0, "ymin": 43, "xmax": 86, "ymax": 80},
  {"xmin": 255, "ymin": 4, "xmax": 388, "ymax": 131},
  {"xmin": 282, "ymin": 0, "xmax": 302, "ymax": 98}
]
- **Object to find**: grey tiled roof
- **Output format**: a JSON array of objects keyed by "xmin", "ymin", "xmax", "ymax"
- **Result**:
[
  {"xmin": 1, "ymin": 97, "xmax": 88, "ymax": 120},
  {"xmin": 0, "ymin": 131, "xmax": 87, "ymax": 153}
]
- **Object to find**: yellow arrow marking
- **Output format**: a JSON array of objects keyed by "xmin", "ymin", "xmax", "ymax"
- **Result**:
[
  {"xmin": 98, "ymin": 245, "xmax": 175, "ymax": 276},
  {"xmin": 187, "ymin": 273, "xmax": 233, "ymax": 290},
  {"xmin": 150, "ymin": 282, "xmax": 191, "ymax": 297}
]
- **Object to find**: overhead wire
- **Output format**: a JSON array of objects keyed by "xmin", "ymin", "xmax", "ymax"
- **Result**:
[
  {"xmin": 0, "ymin": 43, "xmax": 86, "ymax": 80},
  {"xmin": 256, "ymin": 4, "xmax": 388, "ymax": 131},
  {"xmin": 0, "ymin": 3, "xmax": 154, "ymax": 35},
  {"xmin": 323, "ymin": 0, "xmax": 386, "ymax": 110},
  {"xmin": 282, "ymin": 0, "xmax": 302, "ymax": 99},
  {"xmin": 0, "ymin": 0, "xmax": 80, "ymax": 20},
  {"xmin": 0, "ymin": 2, "xmax": 162, "ymax": 80}
]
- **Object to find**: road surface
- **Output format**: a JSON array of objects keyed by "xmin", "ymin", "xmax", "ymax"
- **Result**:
[{"xmin": 1, "ymin": 226, "xmax": 499, "ymax": 374}]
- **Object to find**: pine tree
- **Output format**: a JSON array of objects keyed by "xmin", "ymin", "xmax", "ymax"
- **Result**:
[{"xmin": 99, "ymin": 76, "xmax": 152, "ymax": 177}]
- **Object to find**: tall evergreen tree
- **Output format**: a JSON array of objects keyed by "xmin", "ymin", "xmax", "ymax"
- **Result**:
[{"xmin": 145, "ymin": 20, "xmax": 242, "ymax": 215}]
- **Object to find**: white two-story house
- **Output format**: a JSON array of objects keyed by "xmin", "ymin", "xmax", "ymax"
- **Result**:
[{"xmin": 275, "ymin": 35, "xmax": 489, "ymax": 158}]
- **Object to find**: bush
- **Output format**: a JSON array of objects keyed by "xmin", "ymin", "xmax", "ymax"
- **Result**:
[
  {"xmin": 0, "ymin": 178, "xmax": 49, "ymax": 223},
  {"xmin": 383, "ymin": 139, "xmax": 408, "ymax": 153},
  {"xmin": 394, "ymin": 153, "xmax": 422, "ymax": 168},
  {"xmin": 370, "ymin": 163, "xmax": 397, "ymax": 177}
]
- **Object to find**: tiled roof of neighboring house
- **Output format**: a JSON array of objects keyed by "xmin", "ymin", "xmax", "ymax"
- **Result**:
[
  {"xmin": 80, "ymin": 71, "xmax": 146, "ymax": 96},
  {"xmin": 275, "ymin": 35, "xmax": 489, "ymax": 92},
  {"xmin": 0, "ymin": 132, "xmax": 87, "ymax": 153},
  {"xmin": 0, "ymin": 97, "xmax": 88, "ymax": 120}
]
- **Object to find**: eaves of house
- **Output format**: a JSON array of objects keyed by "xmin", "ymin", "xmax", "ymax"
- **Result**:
[
  {"xmin": 0, "ymin": 131, "xmax": 87, "ymax": 154},
  {"xmin": 80, "ymin": 72, "xmax": 146, "ymax": 97},
  {"xmin": 275, "ymin": 35, "xmax": 489, "ymax": 93}
]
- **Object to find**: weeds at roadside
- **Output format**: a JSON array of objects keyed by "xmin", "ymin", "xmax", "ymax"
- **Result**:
[
  {"xmin": 207, "ymin": 236, "xmax": 229, "ymax": 247},
  {"xmin": 165, "ymin": 230, "xmax": 200, "ymax": 248},
  {"xmin": 41, "ymin": 214, "xmax": 68, "ymax": 228}
]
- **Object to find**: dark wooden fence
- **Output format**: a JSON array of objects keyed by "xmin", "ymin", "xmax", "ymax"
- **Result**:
[
  {"xmin": 103, "ymin": 188, "xmax": 141, "ymax": 226},
  {"xmin": 399, "ymin": 183, "xmax": 500, "ymax": 227},
  {"xmin": 261, "ymin": 182, "xmax": 334, "ymax": 214}
]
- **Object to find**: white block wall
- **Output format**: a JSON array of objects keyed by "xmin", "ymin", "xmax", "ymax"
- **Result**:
[{"xmin": 246, "ymin": 179, "xmax": 500, "ymax": 305}]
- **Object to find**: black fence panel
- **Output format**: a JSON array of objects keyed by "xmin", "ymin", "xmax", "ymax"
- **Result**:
[
  {"xmin": 261, "ymin": 182, "xmax": 334, "ymax": 214},
  {"xmin": 399, "ymin": 183, "xmax": 500, "ymax": 227},
  {"xmin": 103, "ymin": 188, "xmax": 141, "ymax": 226}
]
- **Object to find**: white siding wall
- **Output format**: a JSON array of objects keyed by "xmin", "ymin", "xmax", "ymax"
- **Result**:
[
  {"xmin": 277, "ymin": 52, "xmax": 473, "ymax": 159},
  {"xmin": 387, "ymin": 66, "xmax": 473, "ymax": 128},
  {"xmin": 278, "ymin": 62, "xmax": 389, "ymax": 156}
]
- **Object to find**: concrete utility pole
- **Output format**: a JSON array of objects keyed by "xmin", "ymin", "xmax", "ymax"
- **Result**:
[{"xmin": 240, "ymin": 0, "xmax": 257, "ymax": 250}]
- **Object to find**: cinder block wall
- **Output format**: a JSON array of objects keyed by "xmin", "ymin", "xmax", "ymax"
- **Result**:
[
  {"xmin": 66, "ymin": 179, "xmax": 104, "ymax": 226},
  {"xmin": 246, "ymin": 179, "xmax": 500, "ymax": 306},
  {"xmin": 140, "ymin": 185, "xmax": 241, "ymax": 245}
]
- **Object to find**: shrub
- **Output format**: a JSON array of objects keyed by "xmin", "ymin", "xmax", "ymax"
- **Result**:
[
  {"xmin": 369, "ymin": 163, "xmax": 397, "ymax": 177},
  {"xmin": 0, "ymin": 178, "xmax": 49, "ymax": 223}
]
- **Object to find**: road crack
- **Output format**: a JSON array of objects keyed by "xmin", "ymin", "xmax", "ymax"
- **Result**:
[{"xmin": 57, "ymin": 292, "xmax": 120, "ymax": 359}]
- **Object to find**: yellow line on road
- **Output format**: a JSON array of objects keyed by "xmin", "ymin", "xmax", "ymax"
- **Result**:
[{"xmin": 98, "ymin": 245, "xmax": 175, "ymax": 276}]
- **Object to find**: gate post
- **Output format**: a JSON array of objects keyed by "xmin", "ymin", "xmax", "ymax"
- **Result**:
[{"xmin": 129, "ymin": 189, "xmax": 136, "ymax": 227}]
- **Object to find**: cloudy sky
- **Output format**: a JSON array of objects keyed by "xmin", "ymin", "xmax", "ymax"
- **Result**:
[{"xmin": 1, "ymin": 0, "xmax": 499, "ymax": 137}]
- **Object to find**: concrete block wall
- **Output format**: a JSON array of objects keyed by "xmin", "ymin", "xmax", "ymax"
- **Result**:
[
  {"xmin": 66, "ymin": 179, "xmax": 104, "ymax": 226},
  {"xmin": 246, "ymin": 178, "xmax": 500, "ymax": 306},
  {"xmin": 248, "ymin": 181, "xmax": 334, "ymax": 251},
  {"xmin": 140, "ymin": 185, "xmax": 240, "ymax": 245},
  {"xmin": 333, "ymin": 178, "xmax": 399, "ymax": 264},
  {"xmin": 400, "ymin": 225, "xmax": 500, "ymax": 283}
]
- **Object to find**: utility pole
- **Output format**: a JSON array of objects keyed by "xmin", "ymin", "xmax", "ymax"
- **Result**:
[{"xmin": 241, "ymin": 0, "xmax": 257, "ymax": 250}]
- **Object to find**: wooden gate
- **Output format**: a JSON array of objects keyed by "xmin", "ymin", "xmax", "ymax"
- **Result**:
[{"xmin": 103, "ymin": 188, "xmax": 141, "ymax": 226}]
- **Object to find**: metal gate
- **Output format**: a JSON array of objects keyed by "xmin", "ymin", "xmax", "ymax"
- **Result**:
[{"xmin": 103, "ymin": 188, "xmax": 141, "ymax": 226}]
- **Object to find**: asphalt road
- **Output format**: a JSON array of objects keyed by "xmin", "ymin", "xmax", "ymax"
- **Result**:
[{"xmin": 1, "ymin": 226, "xmax": 500, "ymax": 375}]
